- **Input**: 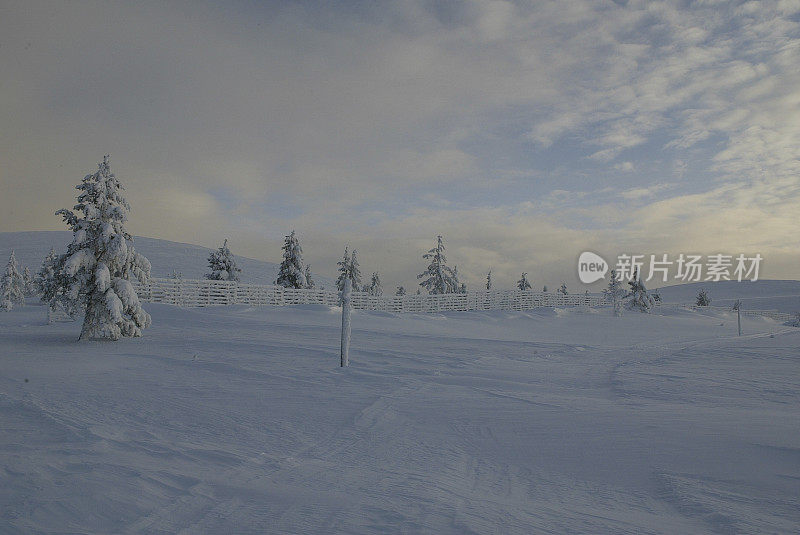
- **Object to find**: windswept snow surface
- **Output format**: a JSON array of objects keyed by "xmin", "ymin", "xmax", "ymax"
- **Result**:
[{"xmin": 1, "ymin": 304, "xmax": 799, "ymax": 533}]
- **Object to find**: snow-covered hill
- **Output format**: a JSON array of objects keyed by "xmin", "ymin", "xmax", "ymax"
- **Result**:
[
  {"xmin": 655, "ymin": 279, "xmax": 800, "ymax": 313},
  {"xmin": 0, "ymin": 231, "xmax": 334, "ymax": 288},
  {"xmin": 1, "ymin": 303, "xmax": 798, "ymax": 533}
]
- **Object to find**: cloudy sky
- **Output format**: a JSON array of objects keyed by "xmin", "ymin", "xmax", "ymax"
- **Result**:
[{"xmin": 1, "ymin": 0, "xmax": 798, "ymax": 290}]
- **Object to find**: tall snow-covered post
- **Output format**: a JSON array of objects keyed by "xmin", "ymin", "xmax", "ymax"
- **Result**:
[{"xmin": 340, "ymin": 277, "xmax": 352, "ymax": 367}]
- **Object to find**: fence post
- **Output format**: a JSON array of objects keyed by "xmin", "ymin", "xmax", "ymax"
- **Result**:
[
  {"xmin": 733, "ymin": 300, "xmax": 742, "ymax": 336},
  {"xmin": 340, "ymin": 278, "xmax": 352, "ymax": 367}
]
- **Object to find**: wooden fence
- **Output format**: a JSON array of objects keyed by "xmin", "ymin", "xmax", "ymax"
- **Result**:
[{"xmin": 134, "ymin": 277, "xmax": 607, "ymax": 312}]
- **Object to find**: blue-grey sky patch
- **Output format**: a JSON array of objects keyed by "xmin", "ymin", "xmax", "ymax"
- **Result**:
[{"xmin": 1, "ymin": 0, "xmax": 798, "ymax": 290}]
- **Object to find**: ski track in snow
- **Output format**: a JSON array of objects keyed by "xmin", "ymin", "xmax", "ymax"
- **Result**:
[{"xmin": 1, "ymin": 302, "xmax": 799, "ymax": 533}]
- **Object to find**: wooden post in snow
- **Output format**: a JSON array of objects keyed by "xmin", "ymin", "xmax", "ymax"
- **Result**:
[
  {"xmin": 340, "ymin": 278, "xmax": 352, "ymax": 367},
  {"xmin": 734, "ymin": 300, "xmax": 742, "ymax": 336}
]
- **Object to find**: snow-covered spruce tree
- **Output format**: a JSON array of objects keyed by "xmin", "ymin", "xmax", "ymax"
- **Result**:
[
  {"xmin": 368, "ymin": 272, "xmax": 382, "ymax": 296},
  {"xmin": 696, "ymin": 288, "xmax": 711, "ymax": 306},
  {"xmin": 625, "ymin": 268, "xmax": 654, "ymax": 313},
  {"xmin": 542, "ymin": 285, "xmax": 548, "ymax": 292},
  {"xmin": 517, "ymin": 272, "xmax": 531, "ymax": 291},
  {"xmin": 35, "ymin": 247, "xmax": 58, "ymax": 299},
  {"xmin": 417, "ymin": 235, "xmax": 458, "ymax": 294},
  {"xmin": 276, "ymin": 230, "xmax": 307, "ymax": 289},
  {"xmin": 55, "ymin": 156, "xmax": 151, "ymax": 339},
  {"xmin": 558, "ymin": 282, "xmax": 568, "ymax": 295},
  {"xmin": 486, "ymin": 270, "xmax": 492, "ymax": 290},
  {"xmin": 349, "ymin": 249, "xmax": 362, "ymax": 291},
  {"xmin": 336, "ymin": 247, "xmax": 351, "ymax": 291},
  {"xmin": 206, "ymin": 239, "xmax": 241, "ymax": 282},
  {"xmin": 396, "ymin": 286, "xmax": 406, "ymax": 296},
  {"xmin": 1, "ymin": 250, "xmax": 26, "ymax": 310},
  {"xmin": 22, "ymin": 266, "xmax": 35, "ymax": 297},
  {"xmin": 602, "ymin": 269, "xmax": 626, "ymax": 316},
  {"xmin": 304, "ymin": 264, "xmax": 314, "ymax": 289},
  {"xmin": 335, "ymin": 246, "xmax": 362, "ymax": 292}
]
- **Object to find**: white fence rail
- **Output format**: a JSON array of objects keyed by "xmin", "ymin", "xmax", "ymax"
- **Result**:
[
  {"xmin": 134, "ymin": 277, "xmax": 607, "ymax": 312},
  {"xmin": 658, "ymin": 303, "xmax": 796, "ymax": 323}
]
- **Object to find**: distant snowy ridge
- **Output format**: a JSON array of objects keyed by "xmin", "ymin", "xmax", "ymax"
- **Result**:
[{"xmin": 0, "ymin": 231, "xmax": 334, "ymax": 288}]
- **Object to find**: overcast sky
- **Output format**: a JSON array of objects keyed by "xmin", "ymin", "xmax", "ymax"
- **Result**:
[{"xmin": 1, "ymin": 0, "xmax": 798, "ymax": 290}]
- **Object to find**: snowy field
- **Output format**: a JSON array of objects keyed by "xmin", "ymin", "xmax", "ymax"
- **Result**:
[{"xmin": 1, "ymin": 302, "xmax": 799, "ymax": 534}]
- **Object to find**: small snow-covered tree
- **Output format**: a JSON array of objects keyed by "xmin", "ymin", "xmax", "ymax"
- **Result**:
[
  {"xmin": 486, "ymin": 270, "xmax": 492, "ymax": 290},
  {"xmin": 22, "ymin": 266, "xmax": 35, "ymax": 297},
  {"xmin": 276, "ymin": 230, "xmax": 307, "ymax": 289},
  {"xmin": 368, "ymin": 272, "xmax": 382, "ymax": 296},
  {"xmin": 304, "ymin": 264, "xmax": 315, "ymax": 289},
  {"xmin": 336, "ymin": 246, "xmax": 362, "ymax": 291},
  {"xmin": 35, "ymin": 247, "xmax": 58, "ymax": 299},
  {"xmin": 54, "ymin": 155, "xmax": 151, "ymax": 339},
  {"xmin": 625, "ymin": 268, "xmax": 654, "ymax": 313},
  {"xmin": 336, "ymin": 247, "xmax": 350, "ymax": 291},
  {"xmin": 696, "ymin": 288, "xmax": 711, "ymax": 306},
  {"xmin": 1, "ymin": 250, "xmax": 25, "ymax": 310},
  {"xmin": 206, "ymin": 239, "xmax": 241, "ymax": 282},
  {"xmin": 558, "ymin": 282, "xmax": 568, "ymax": 295},
  {"xmin": 542, "ymin": 285, "xmax": 548, "ymax": 292},
  {"xmin": 418, "ymin": 235, "xmax": 458, "ymax": 294},
  {"xmin": 603, "ymin": 269, "xmax": 626, "ymax": 316},
  {"xmin": 396, "ymin": 285, "xmax": 406, "ymax": 296},
  {"xmin": 517, "ymin": 272, "xmax": 531, "ymax": 291}
]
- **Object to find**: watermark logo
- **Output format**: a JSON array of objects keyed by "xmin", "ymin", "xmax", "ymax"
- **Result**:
[
  {"xmin": 577, "ymin": 252, "xmax": 763, "ymax": 284},
  {"xmin": 578, "ymin": 251, "xmax": 608, "ymax": 283}
]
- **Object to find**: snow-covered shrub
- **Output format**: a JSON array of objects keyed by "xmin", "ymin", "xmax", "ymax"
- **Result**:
[
  {"xmin": 558, "ymin": 282, "xmax": 568, "ymax": 295},
  {"xmin": 54, "ymin": 155, "xmax": 151, "ymax": 340},
  {"xmin": 625, "ymin": 269, "xmax": 654, "ymax": 313},
  {"xmin": 696, "ymin": 289, "xmax": 711, "ymax": 306},
  {"xmin": 486, "ymin": 270, "xmax": 492, "ymax": 290},
  {"xmin": 206, "ymin": 239, "xmax": 241, "ymax": 282},
  {"xmin": 396, "ymin": 286, "xmax": 406, "ymax": 296},
  {"xmin": 1, "ymin": 250, "xmax": 25, "ymax": 310}
]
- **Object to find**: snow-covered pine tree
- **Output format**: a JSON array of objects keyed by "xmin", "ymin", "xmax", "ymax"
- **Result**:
[
  {"xmin": 304, "ymin": 264, "xmax": 315, "ymax": 289},
  {"xmin": 22, "ymin": 266, "xmax": 34, "ymax": 297},
  {"xmin": 335, "ymin": 246, "xmax": 362, "ymax": 291},
  {"xmin": 696, "ymin": 289, "xmax": 711, "ymax": 306},
  {"xmin": 336, "ymin": 247, "xmax": 350, "ymax": 291},
  {"xmin": 396, "ymin": 286, "xmax": 406, "ymax": 296},
  {"xmin": 417, "ymin": 235, "xmax": 458, "ymax": 294},
  {"xmin": 602, "ymin": 269, "xmax": 625, "ymax": 316},
  {"xmin": 54, "ymin": 155, "xmax": 151, "ymax": 339},
  {"xmin": 517, "ymin": 272, "xmax": 531, "ymax": 291},
  {"xmin": 558, "ymin": 282, "xmax": 568, "ymax": 295},
  {"xmin": 451, "ymin": 266, "xmax": 461, "ymax": 294},
  {"xmin": 35, "ymin": 247, "xmax": 58, "ymax": 299},
  {"xmin": 486, "ymin": 270, "xmax": 492, "ymax": 290},
  {"xmin": 276, "ymin": 230, "xmax": 307, "ymax": 289},
  {"xmin": 625, "ymin": 268, "xmax": 654, "ymax": 313},
  {"xmin": 459, "ymin": 282, "xmax": 467, "ymax": 293},
  {"xmin": 349, "ymin": 249, "xmax": 362, "ymax": 291},
  {"xmin": 542, "ymin": 285, "xmax": 548, "ymax": 292},
  {"xmin": 368, "ymin": 272, "xmax": 382, "ymax": 296},
  {"xmin": 1, "ymin": 250, "xmax": 25, "ymax": 310},
  {"xmin": 206, "ymin": 239, "xmax": 241, "ymax": 282}
]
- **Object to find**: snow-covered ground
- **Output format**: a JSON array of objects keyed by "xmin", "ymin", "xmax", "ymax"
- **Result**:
[{"xmin": 1, "ymin": 302, "xmax": 798, "ymax": 533}]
